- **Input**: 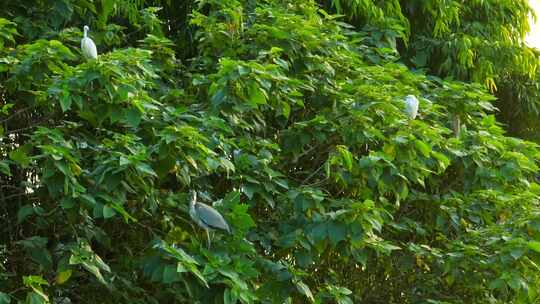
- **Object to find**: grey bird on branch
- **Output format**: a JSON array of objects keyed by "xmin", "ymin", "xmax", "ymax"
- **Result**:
[{"xmin": 188, "ymin": 190, "xmax": 231, "ymax": 248}]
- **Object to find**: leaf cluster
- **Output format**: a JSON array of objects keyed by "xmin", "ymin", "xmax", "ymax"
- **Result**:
[{"xmin": 0, "ymin": 1, "xmax": 540, "ymax": 303}]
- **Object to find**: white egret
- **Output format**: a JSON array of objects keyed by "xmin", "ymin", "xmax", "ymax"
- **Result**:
[
  {"xmin": 188, "ymin": 190, "xmax": 231, "ymax": 248},
  {"xmin": 81, "ymin": 25, "xmax": 98, "ymax": 60},
  {"xmin": 404, "ymin": 95, "xmax": 419, "ymax": 119}
]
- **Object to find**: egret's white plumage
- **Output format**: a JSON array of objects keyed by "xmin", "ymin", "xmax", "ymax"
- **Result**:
[
  {"xmin": 81, "ymin": 25, "xmax": 97, "ymax": 59},
  {"xmin": 404, "ymin": 95, "xmax": 419, "ymax": 119}
]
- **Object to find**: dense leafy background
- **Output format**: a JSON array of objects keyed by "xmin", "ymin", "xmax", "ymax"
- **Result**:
[
  {"xmin": 1, "ymin": 0, "xmax": 540, "ymax": 303},
  {"xmin": 321, "ymin": 0, "xmax": 540, "ymax": 141}
]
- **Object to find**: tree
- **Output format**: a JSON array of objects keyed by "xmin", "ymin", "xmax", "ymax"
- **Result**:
[
  {"xmin": 1, "ymin": 0, "xmax": 540, "ymax": 303},
  {"xmin": 323, "ymin": 0, "xmax": 540, "ymax": 141}
]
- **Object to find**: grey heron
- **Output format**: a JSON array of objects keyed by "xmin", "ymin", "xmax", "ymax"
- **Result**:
[
  {"xmin": 404, "ymin": 95, "xmax": 419, "ymax": 120},
  {"xmin": 188, "ymin": 190, "xmax": 231, "ymax": 248},
  {"xmin": 81, "ymin": 25, "xmax": 98, "ymax": 60}
]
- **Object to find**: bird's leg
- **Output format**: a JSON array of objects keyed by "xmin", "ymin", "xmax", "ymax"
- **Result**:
[{"xmin": 206, "ymin": 229, "xmax": 211, "ymax": 249}]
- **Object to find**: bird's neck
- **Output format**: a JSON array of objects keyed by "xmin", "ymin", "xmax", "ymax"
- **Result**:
[
  {"xmin": 189, "ymin": 202, "xmax": 196, "ymax": 215},
  {"xmin": 83, "ymin": 29, "xmax": 88, "ymax": 38}
]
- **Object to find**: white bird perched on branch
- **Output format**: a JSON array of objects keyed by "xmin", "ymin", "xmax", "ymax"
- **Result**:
[
  {"xmin": 188, "ymin": 190, "xmax": 231, "ymax": 248},
  {"xmin": 81, "ymin": 25, "xmax": 97, "ymax": 60},
  {"xmin": 404, "ymin": 95, "xmax": 419, "ymax": 120}
]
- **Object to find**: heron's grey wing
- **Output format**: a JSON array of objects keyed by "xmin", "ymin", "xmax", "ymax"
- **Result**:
[{"xmin": 195, "ymin": 203, "xmax": 231, "ymax": 233}]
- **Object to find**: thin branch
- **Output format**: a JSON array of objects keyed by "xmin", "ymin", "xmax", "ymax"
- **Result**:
[
  {"xmin": 0, "ymin": 192, "xmax": 32, "ymax": 201},
  {"xmin": 301, "ymin": 161, "xmax": 327, "ymax": 185},
  {"xmin": 4, "ymin": 114, "xmax": 53, "ymax": 135},
  {"xmin": 0, "ymin": 107, "xmax": 34, "ymax": 124},
  {"xmin": 292, "ymin": 144, "xmax": 319, "ymax": 164}
]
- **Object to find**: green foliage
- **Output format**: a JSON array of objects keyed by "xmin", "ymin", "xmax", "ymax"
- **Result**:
[
  {"xmin": 1, "ymin": 0, "xmax": 540, "ymax": 303},
  {"xmin": 322, "ymin": 0, "xmax": 540, "ymax": 141}
]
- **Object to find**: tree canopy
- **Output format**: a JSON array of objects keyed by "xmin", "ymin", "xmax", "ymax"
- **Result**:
[
  {"xmin": 323, "ymin": 0, "xmax": 540, "ymax": 141},
  {"xmin": 1, "ymin": 0, "xmax": 540, "ymax": 303}
]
